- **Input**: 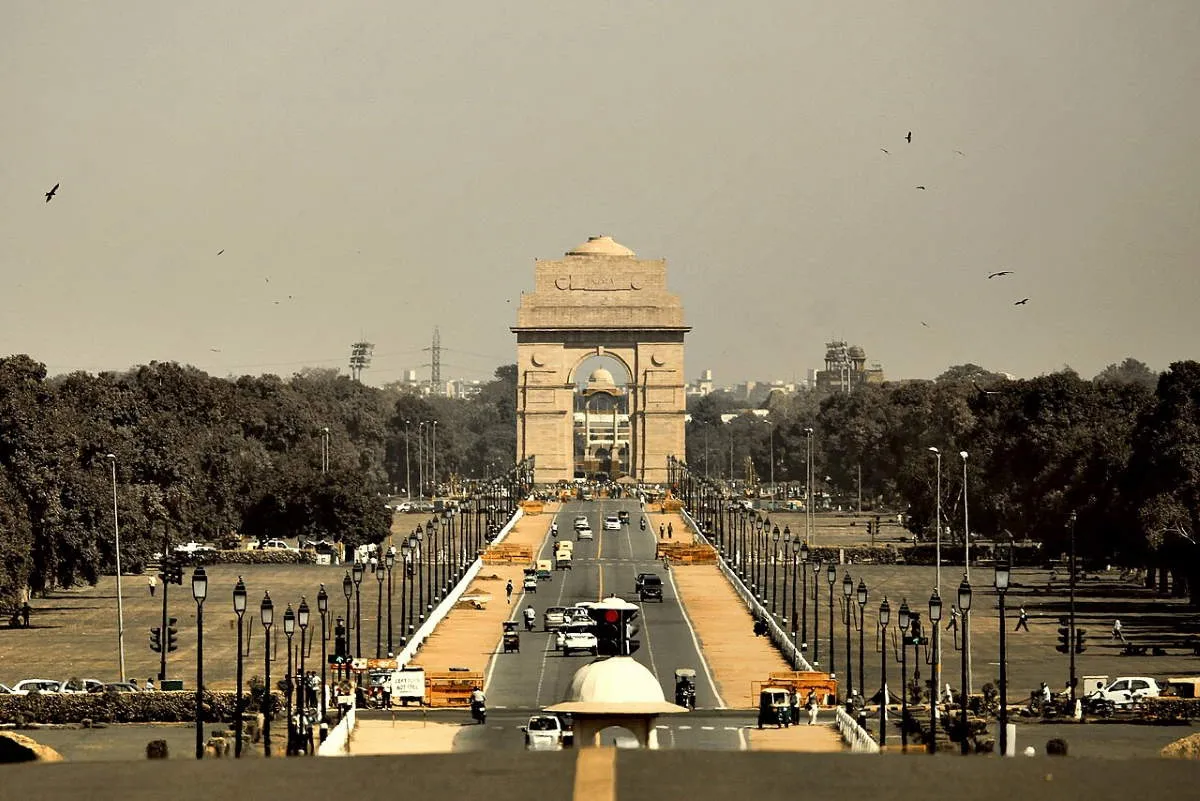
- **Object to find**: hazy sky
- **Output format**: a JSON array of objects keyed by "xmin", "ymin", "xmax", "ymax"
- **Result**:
[{"xmin": 3, "ymin": 2, "xmax": 1198, "ymax": 386}]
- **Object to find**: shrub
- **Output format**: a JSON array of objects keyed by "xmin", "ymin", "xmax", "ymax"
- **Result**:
[{"xmin": 0, "ymin": 690, "xmax": 284, "ymax": 725}]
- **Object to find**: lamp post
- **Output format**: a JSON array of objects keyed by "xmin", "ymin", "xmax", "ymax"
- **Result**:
[
  {"xmin": 317, "ymin": 584, "xmax": 329, "ymax": 721},
  {"xmin": 812, "ymin": 559, "xmax": 822, "ymax": 666},
  {"xmin": 415, "ymin": 529, "xmax": 426, "ymax": 628},
  {"xmin": 928, "ymin": 588, "xmax": 943, "ymax": 753},
  {"xmin": 260, "ymin": 592, "xmax": 274, "ymax": 758},
  {"xmin": 800, "ymin": 542, "xmax": 810, "ymax": 656},
  {"xmin": 928, "ymin": 447, "xmax": 942, "ymax": 590},
  {"xmin": 320, "ymin": 427, "xmax": 330, "ymax": 474},
  {"xmin": 789, "ymin": 534, "xmax": 800, "ymax": 630},
  {"xmin": 104, "ymin": 454, "xmax": 127, "ymax": 682},
  {"xmin": 341, "ymin": 572, "xmax": 353, "ymax": 670},
  {"xmin": 842, "ymin": 572, "xmax": 854, "ymax": 700},
  {"xmin": 298, "ymin": 597, "xmax": 310, "ymax": 751},
  {"xmin": 960, "ymin": 450, "xmax": 972, "ymax": 694},
  {"xmin": 233, "ymin": 576, "xmax": 247, "ymax": 758},
  {"xmin": 804, "ymin": 428, "xmax": 814, "ymax": 546},
  {"xmin": 957, "ymin": 576, "xmax": 972, "ymax": 754},
  {"xmin": 386, "ymin": 546, "xmax": 396, "ymax": 655},
  {"xmin": 827, "ymin": 562, "xmax": 837, "ymax": 676},
  {"xmin": 375, "ymin": 556, "xmax": 385, "ymax": 658},
  {"xmin": 856, "ymin": 580, "xmax": 867, "ymax": 698},
  {"xmin": 781, "ymin": 528, "xmax": 791, "ymax": 626},
  {"xmin": 995, "ymin": 552, "xmax": 1011, "ymax": 757},
  {"xmin": 352, "ymin": 561, "xmax": 364, "ymax": 658},
  {"xmin": 770, "ymin": 526, "xmax": 781, "ymax": 615},
  {"xmin": 898, "ymin": 598, "xmax": 911, "ymax": 752},
  {"xmin": 401, "ymin": 538, "xmax": 414, "ymax": 644},
  {"xmin": 879, "ymin": 597, "xmax": 890, "ymax": 749},
  {"xmin": 283, "ymin": 605, "xmax": 295, "ymax": 756},
  {"xmin": 404, "ymin": 419, "xmax": 412, "ymax": 500},
  {"xmin": 191, "ymin": 565, "xmax": 208, "ymax": 761}
]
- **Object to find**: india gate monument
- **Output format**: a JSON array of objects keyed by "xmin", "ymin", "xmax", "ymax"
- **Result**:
[{"xmin": 513, "ymin": 236, "xmax": 689, "ymax": 485}]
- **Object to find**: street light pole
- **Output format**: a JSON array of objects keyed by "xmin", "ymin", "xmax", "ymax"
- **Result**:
[
  {"xmin": 770, "ymin": 527, "xmax": 780, "ymax": 615},
  {"xmin": 996, "ymin": 552, "xmax": 1011, "ymax": 757},
  {"xmin": 352, "ymin": 562, "xmax": 364, "ymax": 658},
  {"xmin": 800, "ymin": 543, "xmax": 809, "ymax": 657},
  {"xmin": 386, "ymin": 547, "xmax": 396, "ymax": 655},
  {"xmin": 283, "ymin": 605, "xmax": 295, "ymax": 756},
  {"xmin": 404, "ymin": 420, "xmax": 412, "ymax": 501},
  {"xmin": 104, "ymin": 454, "xmax": 127, "ymax": 683},
  {"xmin": 827, "ymin": 562, "xmax": 837, "ymax": 677},
  {"xmin": 341, "ymin": 572, "xmax": 353, "ymax": 667},
  {"xmin": 928, "ymin": 589, "xmax": 943, "ymax": 754},
  {"xmin": 298, "ymin": 598, "xmax": 310, "ymax": 754},
  {"xmin": 233, "ymin": 577, "xmax": 247, "ymax": 758},
  {"xmin": 260, "ymin": 592, "xmax": 274, "ymax": 758},
  {"xmin": 960, "ymin": 450, "xmax": 972, "ymax": 694},
  {"xmin": 320, "ymin": 427, "xmax": 330, "ymax": 474},
  {"xmin": 812, "ymin": 560, "xmax": 821, "ymax": 666},
  {"xmin": 1068, "ymin": 511, "xmax": 1078, "ymax": 705},
  {"xmin": 375, "ymin": 558, "xmax": 385, "ymax": 658},
  {"xmin": 317, "ymin": 585, "xmax": 329, "ymax": 722},
  {"xmin": 856, "ymin": 580, "xmax": 867, "ymax": 699},
  {"xmin": 191, "ymin": 566, "xmax": 208, "ymax": 760},
  {"xmin": 879, "ymin": 597, "xmax": 891, "ymax": 749},
  {"xmin": 898, "ymin": 599, "xmax": 911, "ymax": 752},
  {"xmin": 804, "ymin": 428, "xmax": 814, "ymax": 546},
  {"xmin": 958, "ymin": 576, "xmax": 972, "ymax": 756},
  {"xmin": 843, "ymin": 572, "xmax": 854, "ymax": 700}
]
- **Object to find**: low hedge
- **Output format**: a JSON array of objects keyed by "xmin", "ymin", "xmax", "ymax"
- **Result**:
[
  {"xmin": 0, "ymin": 690, "xmax": 284, "ymax": 725},
  {"xmin": 181, "ymin": 550, "xmax": 318, "ymax": 566},
  {"xmin": 1142, "ymin": 697, "xmax": 1200, "ymax": 723}
]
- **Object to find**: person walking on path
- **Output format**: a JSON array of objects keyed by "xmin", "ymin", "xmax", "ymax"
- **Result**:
[
  {"xmin": 947, "ymin": 605, "xmax": 960, "ymax": 632},
  {"xmin": 805, "ymin": 689, "xmax": 819, "ymax": 725},
  {"xmin": 659, "ymin": 523, "xmax": 665, "ymax": 538},
  {"xmin": 1112, "ymin": 619, "xmax": 1126, "ymax": 642},
  {"xmin": 145, "ymin": 678, "xmax": 156, "ymax": 692},
  {"xmin": 505, "ymin": 580, "xmax": 513, "ymax": 604},
  {"xmin": 20, "ymin": 601, "xmax": 31, "ymax": 628},
  {"xmin": 148, "ymin": 574, "xmax": 157, "ymax": 597},
  {"xmin": 1015, "ymin": 606, "xmax": 1030, "ymax": 631},
  {"xmin": 667, "ymin": 522, "xmax": 673, "ymax": 539}
]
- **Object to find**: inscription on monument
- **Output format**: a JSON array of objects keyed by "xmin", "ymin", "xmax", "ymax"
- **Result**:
[{"xmin": 554, "ymin": 275, "xmax": 642, "ymax": 291}]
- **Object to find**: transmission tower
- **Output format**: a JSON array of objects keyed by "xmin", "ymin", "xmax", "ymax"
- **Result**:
[
  {"xmin": 349, "ymin": 341, "xmax": 374, "ymax": 381},
  {"xmin": 429, "ymin": 327, "xmax": 442, "ymax": 390}
]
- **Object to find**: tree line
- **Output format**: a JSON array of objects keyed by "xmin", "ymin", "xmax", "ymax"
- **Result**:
[
  {"xmin": 685, "ymin": 358, "xmax": 1200, "ymax": 603},
  {"xmin": 0, "ymin": 356, "xmax": 518, "ymax": 606}
]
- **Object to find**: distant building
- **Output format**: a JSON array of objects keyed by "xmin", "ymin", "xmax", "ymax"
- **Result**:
[{"xmin": 813, "ymin": 341, "xmax": 884, "ymax": 394}]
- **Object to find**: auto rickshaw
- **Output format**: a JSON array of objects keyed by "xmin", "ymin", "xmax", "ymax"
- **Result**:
[
  {"xmin": 674, "ymin": 668, "xmax": 697, "ymax": 710},
  {"xmin": 502, "ymin": 620, "xmax": 520, "ymax": 653},
  {"xmin": 757, "ymin": 687, "xmax": 792, "ymax": 729}
]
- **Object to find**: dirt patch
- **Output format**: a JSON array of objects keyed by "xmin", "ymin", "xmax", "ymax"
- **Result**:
[
  {"xmin": 1161, "ymin": 732, "xmax": 1200, "ymax": 759},
  {"xmin": 748, "ymin": 723, "xmax": 843, "ymax": 752},
  {"xmin": 649, "ymin": 512, "xmax": 695, "ymax": 545},
  {"xmin": 349, "ymin": 719, "xmax": 463, "ymax": 755}
]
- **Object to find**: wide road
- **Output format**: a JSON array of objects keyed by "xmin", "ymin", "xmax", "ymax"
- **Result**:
[{"xmin": 466, "ymin": 499, "xmax": 738, "ymax": 749}]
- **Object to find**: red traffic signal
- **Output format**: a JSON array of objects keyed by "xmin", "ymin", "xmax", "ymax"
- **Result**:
[{"xmin": 604, "ymin": 610, "xmax": 620, "ymax": 623}]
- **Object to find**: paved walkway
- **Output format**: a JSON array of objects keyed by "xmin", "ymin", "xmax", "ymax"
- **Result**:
[
  {"xmin": 351, "ymin": 719, "xmax": 462, "ymax": 754},
  {"xmin": 648, "ymin": 509, "xmax": 695, "ymax": 545},
  {"xmin": 408, "ymin": 503, "xmax": 559, "ymax": 675},
  {"xmin": 667, "ymin": 517, "xmax": 843, "ymax": 751}
]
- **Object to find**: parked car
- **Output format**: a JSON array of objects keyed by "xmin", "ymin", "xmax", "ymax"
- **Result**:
[
  {"xmin": 0, "ymin": 683, "xmax": 14, "ymax": 694},
  {"xmin": 391, "ymin": 502, "xmax": 412, "ymax": 512},
  {"xmin": 639, "ymin": 575, "xmax": 664, "ymax": 602},
  {"xmin": 11, "ymin": 679, "xmax": 61, "ymax": 695},
  {"xmin": 543, "ymin": 607, "xmax": 569, "ymax": 631},
  {"xmin": 174, "ymin": 541, "xmax": 216, "ymax": 555},
  {"xmin": 258, "ymin": 538, "xmax": 293, "ymax": 551},
  {"xmin": 576, "ymin": 526, "xmax": 594, "ymax": 541},
  {"xmin": 1088, "ymin": 676, "xmax": 1162, "ymax": 707},
  {"xmin": 104, "ymin": 682, "xmax": 141, "ymax": 693},
  {"xmin": 58, "ymin": 678, "xmax": 106, "ymax": 694}
]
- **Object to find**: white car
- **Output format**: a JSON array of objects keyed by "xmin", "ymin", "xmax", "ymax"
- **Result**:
[
  {"xmin": 58, "ymin": 678, "xmax": 105, "ymax": 694},
  {"xmin": 603, "ymin": 515, "xmax": 621, "ymax": 531},
  {"xmin": 576, "ymin": 526, "xmax": 593, "ymax": 541},
  {"xmin": 523, "ymin": 714, "xmax": 568, "ymax": 751},
  {"xmin": 0, "ymin": 683, "xmax": 14, "ymax": 694},
  {"xmin": 11, "ymin": 679, "xmax": 61, "ymax": 695},
  {"xmin": 573, "ymin": 516, "xmax": 589, "ymax": 530},
  {"xmin": 174, "ymin": 541, "xmax": 216, "ymax": 555},
  {"xmin": 259, "ymin": 538, "xmax": 294, "ymax": 551},
  {"xmin": 557, "ymin": 625, "xmax": 598, "ymax": 656},
  {"xmin": 1089, "ymin": 676, "xmax": 1162, "ymax": 707}
]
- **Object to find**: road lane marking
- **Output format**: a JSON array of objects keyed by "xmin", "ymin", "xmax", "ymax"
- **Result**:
[
  {"xmin": 701, "ymin": 726, "xmax": 715, "ymax": 730},
  {"xmin": 572, "ymin": 746, "xmax": 616, "ymax": 801},
  {"xmin": 736, "ymin": 727, "xmax": 748, "ymax": 751},
  {"xmin": 666, "ymin": 567, "xmax": 726, "ymax": 708},
  {"xmin": 533, "ymin": 552, "xmax": 572, "ymax": 708}
]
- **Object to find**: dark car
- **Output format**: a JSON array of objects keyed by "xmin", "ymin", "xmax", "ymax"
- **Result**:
[
  {"xmin": 639, "ymin": 575, "xmax": 663, "ymax": 602},
  {"xmin": 618, "ymin": 510, "xmax": 630, "ymax": 525},
  {"xmin": 635, "ymin": 573, "xmax": 657, "ymax": 593}
]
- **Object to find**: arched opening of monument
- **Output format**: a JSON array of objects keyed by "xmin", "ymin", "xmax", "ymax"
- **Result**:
[
  {"xmin": 595, "ymin": 724, "xmax": 642, "ymax": 749},
  {"xmin": 573, "ymin": 354, "xmax": 632, "ymax": 481}
]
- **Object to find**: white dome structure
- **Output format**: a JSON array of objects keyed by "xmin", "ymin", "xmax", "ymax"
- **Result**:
[
  {"xmin": 547, "ymin": 656, "xmax": 687, "ymax": 716},
  {"xmin": 566, "ymin": 235, "xmax": 636, "ymax": 257},
  {"xmin": 587, "ymin": 367, "xmax": 617, "ymax": 388}
]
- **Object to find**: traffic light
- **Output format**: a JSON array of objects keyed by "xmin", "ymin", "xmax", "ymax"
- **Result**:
[
  {"xmin": 150, "ymin": 626, "xmax": 162, "ymax": 653},
  {"xmin": 163, "ymin": 561, "xmax": 183, "ymax": 585},
  {"xmin": 1056, "ymin": 624, "xmax": 1071, "ymax": 654},
  {"xmin": 1074, "ymin": 629, "xmax": 1087, "ymax": 654},
  {"xmin": 334, "ymin": 618, "xmax": 348, "ymax": 658},
  {"xmin": 166, "ymin": 617, "xmax": 179, "ymax": 652}
]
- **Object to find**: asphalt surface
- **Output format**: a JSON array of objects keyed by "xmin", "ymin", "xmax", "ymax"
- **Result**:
[{"xmin": 469, "ymin": 499, "xmax": 740, "ymax": 750}]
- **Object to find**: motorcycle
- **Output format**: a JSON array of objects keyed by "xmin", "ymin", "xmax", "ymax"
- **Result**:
[
  {"xmin": 471, "ymin": 699, "xmax": 487, "ymax": 725},
  {"xmin": 640, "ymin": 518, "xmax": 647, "ymax": 531},
  {"xmin": 524, "ymin": 615, "xmax": 536, "ymax": 632}
]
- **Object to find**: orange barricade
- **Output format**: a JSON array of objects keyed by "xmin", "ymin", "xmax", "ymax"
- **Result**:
[
  {"xmin": 482, "ymin": 544, "xmax": 534, "ymax": 565},
  {"xmin": 752, "ymin": 671, "xmax": 839, "ymax": 706},
  {"xmin": 656, "ymin": 543, "xmax": 718, "ymax": 564},
  {"xmin": 424, "ymin": 670, "xmax": 484, "ymax": 707}
]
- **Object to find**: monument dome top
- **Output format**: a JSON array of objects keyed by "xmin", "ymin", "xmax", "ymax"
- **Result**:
[{"xmin": 566, "ymin": 235, "xmax": 635, "ymax": 257}]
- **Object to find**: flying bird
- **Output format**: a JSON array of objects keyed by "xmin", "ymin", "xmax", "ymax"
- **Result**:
[
  {"xmin": 209, "ymin": 348, "xmax": 222, "ymax": 353},
  {"xmin": 45, "ymin": 183, "xmax": 59, "ymax": 203},
  {"xmin": 915, "ymin": 186, "xmax": 926, "ymax": 190},
  {"xmin": 880, "ymin": 148, "xmax": 889, "ymax": 154},
  {"xmin": 954, "ymin": 150, "xmax": 965, "ymax": 156},
  {"xmin": 1014, "ymin": 298, "xmax": 1029, "ymax": 306},
  {"xmin": 217, "ymin": 249, "xmax": 224, "ymax": 256},
  {"xmin": 921, "ymin": 321, "xmax": 929, "ymax": 327},
  {"xmin": 905, "ymin": 131, "xmax": 912, "ymax": 143},
  {"xmin": 987, "ymin": 270, "xmax": 1013, "ymax": 279}
]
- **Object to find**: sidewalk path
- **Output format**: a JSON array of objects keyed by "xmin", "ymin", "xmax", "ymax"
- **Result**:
[
  {"xmin": 408, "ymin": 503, "xmax": 559, "ymax": 675},
  {"xmin": 648, "ymin": 510, "xmax": 695, "ymax": 545},
  {"xmin": 351, "ymin": 719, "xmax": 462, "ymax": 755},
  {"xmin": 670, "ymin": 556, "xmax": 843, "ymax": 751}
]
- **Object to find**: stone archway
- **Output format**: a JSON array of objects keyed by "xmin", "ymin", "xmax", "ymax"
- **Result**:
[{"xmin": 513, "ymin": 236, "xmax": 689, "ymax": 485}]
